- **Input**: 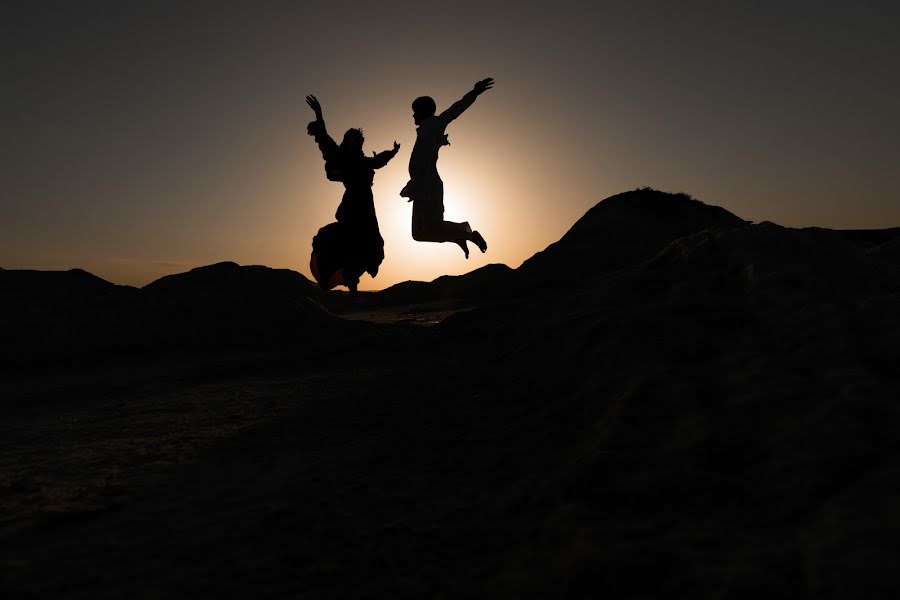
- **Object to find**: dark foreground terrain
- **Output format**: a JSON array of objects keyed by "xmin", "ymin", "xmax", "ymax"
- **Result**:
[{"xmin": 3, "ymin": 189, "xmax": 900, "ymax": 598}]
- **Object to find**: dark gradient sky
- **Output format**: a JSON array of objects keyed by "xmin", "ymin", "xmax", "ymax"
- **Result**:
[{"xmin": 2, "ymin": 1, "xmax": 899, "ymax": 288}]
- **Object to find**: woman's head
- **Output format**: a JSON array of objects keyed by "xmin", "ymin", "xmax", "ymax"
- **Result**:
[{"xmin": 341, "ymin": 128, "xmax": 365, "ymax": 153}]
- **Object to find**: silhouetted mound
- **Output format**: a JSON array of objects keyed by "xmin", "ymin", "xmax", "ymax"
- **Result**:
[
  {"xmin": 1, "ymin": 263, "xmax": 339, "ymax": 366},
  {"xmin": 136, "ymin": 262, "xmax": 339, "ymax": 351},
  {"xmin": 517, "ymin": 188, "xmax": 748, "ymax": 289},
  {"xmin": 1, "ymin": 269, "xmax": 140, "ymax": 366}
]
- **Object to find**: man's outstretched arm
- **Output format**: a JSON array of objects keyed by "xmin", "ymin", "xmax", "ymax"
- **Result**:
[{"xmin": 439, "ymin": 77, "xmax": 494, "ymax": 124}]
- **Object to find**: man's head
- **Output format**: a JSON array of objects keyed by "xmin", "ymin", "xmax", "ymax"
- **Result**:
[
  {"xmin": 341, "ymin": 128, "xmax": 365, "ymax": 153},
  {"xmin": 412, "ymin": 96, "xmax": 436, "ymax": 125}
]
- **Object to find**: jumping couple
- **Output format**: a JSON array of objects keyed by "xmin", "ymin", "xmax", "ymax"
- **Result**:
[{"xmin": 306, "ymin": 77, "xmax": 494, "ymax": 294}]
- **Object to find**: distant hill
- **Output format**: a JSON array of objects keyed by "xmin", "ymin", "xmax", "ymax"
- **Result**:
[{"xmin": 143, "ymin": 261, "xmax": 320, "ymax": 299}]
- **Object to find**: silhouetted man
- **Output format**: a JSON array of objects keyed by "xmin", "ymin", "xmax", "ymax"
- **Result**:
[{"xmin": 400, "ymin": 77, "xmax": 494, "ymax": 258}]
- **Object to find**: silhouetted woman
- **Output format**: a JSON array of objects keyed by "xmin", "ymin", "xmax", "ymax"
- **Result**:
[{"xmin": 306, "ymin": 95, "xmax": 399, "ymax": 294}]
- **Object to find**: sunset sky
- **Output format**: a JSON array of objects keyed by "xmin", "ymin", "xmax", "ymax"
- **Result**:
[{"xmin": 2, "ymin": 2, "xmax": 899, "ymax": 290}]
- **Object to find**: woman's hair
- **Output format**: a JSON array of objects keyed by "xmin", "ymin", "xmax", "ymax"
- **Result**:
[
  {"xmin": 342, "ymin": 128, "xmax": 365, "ymax": 144},
  {"xmin": 340, "ymin": 128, "xmax": 365, "ymax": 156},
  {"xmin": 412, "ymin": 96, "xmax": 436, "ymax": 118}
]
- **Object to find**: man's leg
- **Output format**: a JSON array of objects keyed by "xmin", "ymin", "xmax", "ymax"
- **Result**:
[
  {"xmin": 410, "ymin": 178, "xmax": 486, "ymax": 254},
  {"xmin": 471, "ymin": 230, "xmax": 487, "ymax": 253},
  {"xmin": 412, "ymin": 209, "xmax": 472, "ymax": 243},
  {"xmin": 411, "ymin": 183, "xmax": 471, "ymax": 241}
]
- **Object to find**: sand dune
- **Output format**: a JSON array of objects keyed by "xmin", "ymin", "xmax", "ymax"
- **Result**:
[{"xmin": 2, "ymin": 188, "xmax": 899, "ymax": 598}]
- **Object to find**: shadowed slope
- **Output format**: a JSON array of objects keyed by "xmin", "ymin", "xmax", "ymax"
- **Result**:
[
  {"xmin": 869, "ymin": 234, "xmax": 900, "ymax": 266},
  {"xmin": 836, "ymin": 227, "xmax": 900, "ymax": 249}
]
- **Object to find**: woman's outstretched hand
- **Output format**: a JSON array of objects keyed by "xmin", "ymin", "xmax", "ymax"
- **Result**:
[
  {"xmin": 306, "ymin": 95, "xmax": 323, "ymax": 119},
  {"xmin": 373, "ymin": 142, "xmax": 401, "ymax": 158}
]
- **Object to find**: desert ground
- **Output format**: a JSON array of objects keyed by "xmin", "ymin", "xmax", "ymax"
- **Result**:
[{"xmin": 3, "ymin": 189, "xmax": 900, "ymax": 598}]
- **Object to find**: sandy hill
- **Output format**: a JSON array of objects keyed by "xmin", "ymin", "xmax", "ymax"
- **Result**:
[{"xmin": 516, "ymin": 187, "xmax": 749, "ymax": 289}]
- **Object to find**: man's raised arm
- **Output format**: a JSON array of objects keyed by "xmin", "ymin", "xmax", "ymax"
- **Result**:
[{"xmin": 439, "ymin": 77, "xmax": 494, "ymax": 124}]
